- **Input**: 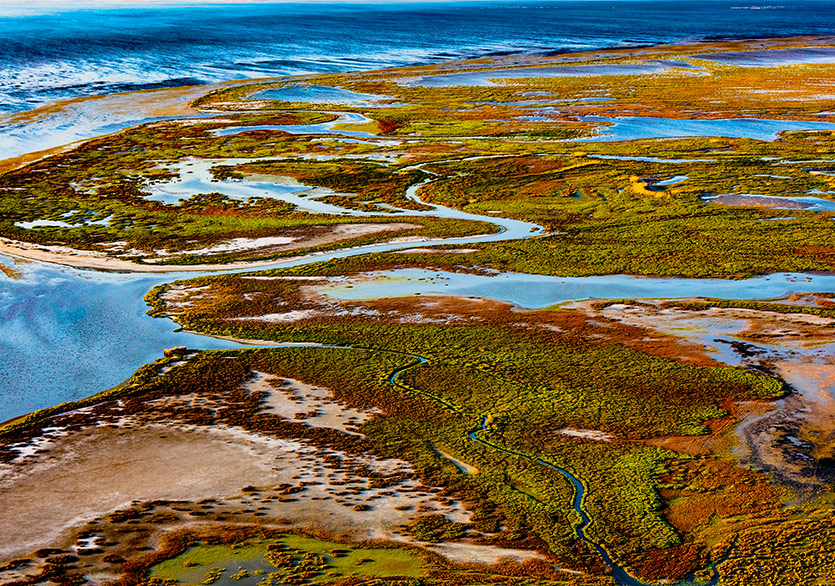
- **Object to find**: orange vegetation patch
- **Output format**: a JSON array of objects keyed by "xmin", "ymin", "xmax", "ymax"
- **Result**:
[
  {"xmin": 626, "ymin": 542, "xmax": 706, "ymax": 582},
  {"xmin": 642, "ymin": 416, "xmax": 738, "ymax": 457},
  {"xmin": 298, "ymin": 293, "xmax": 738, "ymax": 368},
  {"xmin": 658, "ymin": 457, "xmax": 784, "ymax": 534},
  {"xmin": 716, "ymin": 509, "xmax": 835, "ymax": 586},
  {"xmin": 793, "ymin": 245, "xmax": 835, "ymax": 265}
]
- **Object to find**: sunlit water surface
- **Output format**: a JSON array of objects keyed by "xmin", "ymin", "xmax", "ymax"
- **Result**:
[{"xmin": 5, "ymin": 0, "xmax": 835, "ymax": 420}]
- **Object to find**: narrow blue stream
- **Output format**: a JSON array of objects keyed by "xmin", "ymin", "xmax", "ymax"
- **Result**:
[{"xmin": 383, "ymin": 351, "xmax": 719, "ymax": 586}]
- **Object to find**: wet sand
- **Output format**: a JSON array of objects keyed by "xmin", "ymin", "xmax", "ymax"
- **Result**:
[
  {"xmin": 0, "ymin": 223, "xmax": 420, "ymax": 273},
  {"xmin": 0, "ymin": 77, "xmax": 273, "ymax": 163}
]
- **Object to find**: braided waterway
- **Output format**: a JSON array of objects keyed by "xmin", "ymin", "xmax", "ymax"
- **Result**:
[
  {"xmin": 3, "ymin": 124, "xmax": 835, "ymax": 421},
  {"xmin": 6, "ymin": 186, "xmax": 835, "ymax": 424},
  {"xmin": 0, "ymin": 187, "xmax": 830, "ymax": 586},
  {"xmin": 3, "ymin": 104, "xmax": 835, "ymax": 584}
]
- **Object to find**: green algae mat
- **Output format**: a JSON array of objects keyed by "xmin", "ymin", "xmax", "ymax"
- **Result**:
[{"xmin": 149, "ymin": 536, "xmax": 424, "ymax": 586}]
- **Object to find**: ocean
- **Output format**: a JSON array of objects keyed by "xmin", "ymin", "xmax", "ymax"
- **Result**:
[{"xmin": 2, "ymin": 0, "xmax": 835, "ymax": 115}]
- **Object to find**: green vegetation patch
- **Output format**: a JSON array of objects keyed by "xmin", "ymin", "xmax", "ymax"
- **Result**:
[
  {"xmin": 149, "ymin": 536, "xmax": 424, "ymax": 586},
  {"xmin": 135, "ymin": 263, "xmax": 784, "ymax": 574}
]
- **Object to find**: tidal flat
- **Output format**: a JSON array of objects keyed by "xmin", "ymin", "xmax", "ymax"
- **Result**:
[{"xmin": 5, "ymin": 35, "xmax": 835, "ymax": 586}]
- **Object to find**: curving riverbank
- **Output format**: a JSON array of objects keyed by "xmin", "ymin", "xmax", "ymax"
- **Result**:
[
  {"xmin": 4, "ymin": 43, "xmax": 835, "ymax": 584},
  {"xmin": 382, "ymin": 348, "xmax": 719, "ymax": 586}
]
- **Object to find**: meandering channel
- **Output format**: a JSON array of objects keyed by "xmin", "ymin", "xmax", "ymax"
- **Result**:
[
  {"xmin": 377, "ymin": 347, "xmax": 718, "ymax": 586},
  {"xmin": 2, "ymin": 99, "xmax": 826, "ymax": 584},
  {"xmin": 0, "ymin": 145, "xmax": 543, "ymax": 420},
  {"xmin": 4, "ymin": 110, "xmax": 835, "ymax": 420}
]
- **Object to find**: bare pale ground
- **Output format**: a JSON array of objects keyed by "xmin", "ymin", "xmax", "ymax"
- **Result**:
[
  {"xmin": 251, "ymin": 373, "xmax": 380, "ymax": 435},
  {"xmin": 0, "ymin": 223, "xmax": 419, "ymax": 272},
  {"xmin": 0, "ymin": 238, "xmax": 278, "ymax": 272},
  {"xmin": 188, "ymin": 282, "xmax": 489, "ymax": 328},
  {"xmin": 554, "ymin": 428, "xmax": 612, "ymax": 442},
  {"xmin": 434, "ymin": 449, "xmax": 479, "ymax": 475},
  {"xmin": 230, "ymin": 310, "xmax": 320, "ymax": 323},
  {"xmin": 157, "ymin": 236, "xmax": 297, "ymax": 257},
  {"xmin": 158, "ymin": 284, "xmax": 212, "ymax": 309},
  {"xmin": 143, "ymin": 223, "xmax": 421, "ymax": 262},
  {"xmin": 0, "ymin": 417, "xmax": 469, "ymax": 561},
  {"xmin": 425, "ymin": 542, "xmax": 545, "ymax": 565},
  {"xmin": 0, "ymin": 424, "xmax": 277, "ymax": 559},
  {"xmin": 0, "ymin": 371, "xmax": 552, "ymax": 572}
]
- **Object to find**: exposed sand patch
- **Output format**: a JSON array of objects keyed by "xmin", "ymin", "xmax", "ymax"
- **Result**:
[
  {"xmin": 4, "ymin": 426, "xmax": 69, "ymax": 463},
  {"xmin": 0, "ymin": 237, "xmax": 297, "ymax": 272},
  {"xmin": 146, "ymin": 224, "xmax": 420, "ymax": 262},
  {"xmin": 385, "ymin": 236, "xmax": 434, "ymax": 245},
  {"xmin": 0, "ymin": 424, "xmax": 278, "ymax": 559},
  {"xmin": 247, "ymin": 372, "xmax": 380, "ymax": 435},
  {"xmin": 425, "ymin": 542, "xmax": 544, "ymax": 565},
  {"xmin": 159, "ymin": 284, "xmax": 211, "ymax": 309},
  {"xmin": 0, "ymin": 359, "xmax": 479, "ymax": 563},
  {"xmin": 152, "ymin": 236, "xmax": 298, "ymax": 258},
  {"xmin": 554, "ymin": 428, "xmax": 612, "ymax": 442},
  {"xmin": 265, "ymin": 227, "xmax": 421, "ymax": 258},
  {"xmin": 229, "ymin": 310, "xmax": 319, "ymax": 323},
  {"xmin": 435, "ymin": 448, "xmax": 479, "ymax": 475},
  {"xmin": 0, "ymin": 418, "xmax": 470, "ymax": 561},
  {"xmin": 0, "ymin": 222, "xmax": 420, "ymax": 272}
]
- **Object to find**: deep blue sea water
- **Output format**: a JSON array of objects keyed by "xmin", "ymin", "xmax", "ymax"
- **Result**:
[{"xmin": 2, "ymin": 0, "xmax": 835, "ymax": 114}]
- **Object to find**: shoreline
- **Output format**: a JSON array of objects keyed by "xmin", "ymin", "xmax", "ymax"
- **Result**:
[
  {"xmin": 0, "ymin": 237, "xmax": 346, "ymax": 274},
  {"xmin": 0, "ymin": 78, "xmax": 264, "ymax": 166},
  {"xmin": 0, "ymin": 232, "xmax": 489, "ymax": 275}
]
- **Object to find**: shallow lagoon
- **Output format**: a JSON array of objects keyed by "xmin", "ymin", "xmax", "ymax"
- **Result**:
[
  {"xmin": 251, "ymin": 84, "xmax": 392, "ymax": 106},
  {"xmin": 142, "ymin": 157, "xmax": 357, "ymax": 212},
  {"xmin": 406, "ymin": 61, "xmax": 698, "ymax": 87},
  {"xmin": 321, "ymin": 269, "xmax": 835, "ymax": 309},
  {"xmin": 0, "ymin": 257, "xmax": 254, "ymax": 422},
  {"xmin": 581, "ymin": 116, "xmax": 835, "ymax": 142},
  {"xmin": 696, "ymin": 47, "xmax": 835, "ymax": 67}
]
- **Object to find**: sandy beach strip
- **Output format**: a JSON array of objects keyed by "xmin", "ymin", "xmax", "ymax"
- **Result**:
[{"xmin": 0, "ymin": 223, "xmax": 422, "ymax": 273}]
